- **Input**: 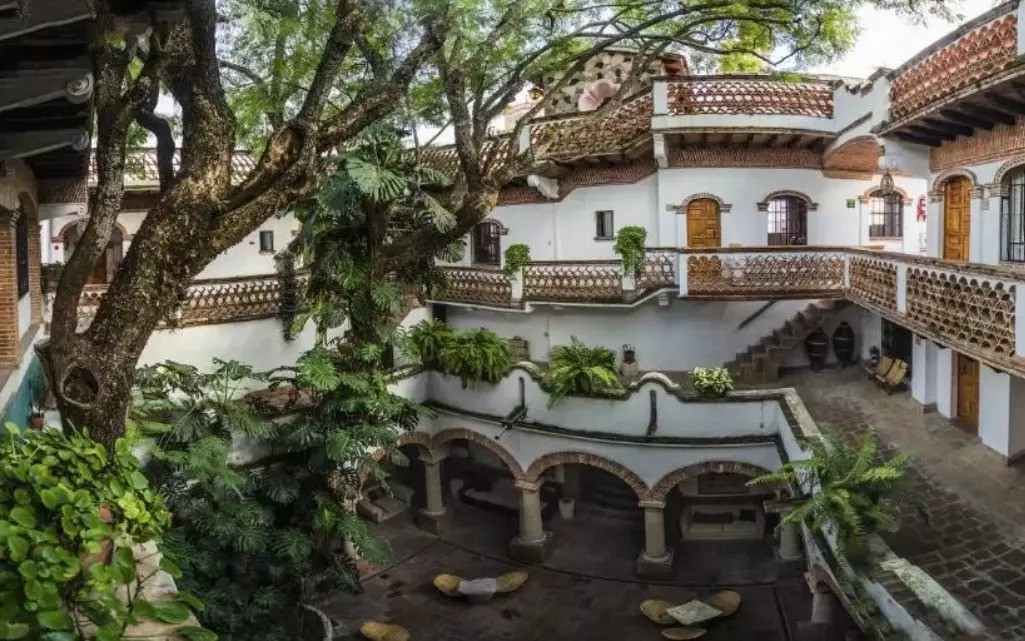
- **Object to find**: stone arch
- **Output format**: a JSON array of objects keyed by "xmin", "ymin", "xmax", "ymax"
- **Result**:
[
  {"xmin": 756, "ymin": 190, "xmax": 819, "ymax": 212},
  {"xmin": 647, "ymin": 460, "xmax": 775, "ymax": 503},
  {"xmin": 53, "ymin": 217, "xmax": 130, "ymax": 244},
  {"xmin": 822, "ymin": 135, "xmax": 883, "ymax": 179},
  {"xmin": 680, "ymin": 192, "xmax": 732, "ymax": 213},
  {"xmin": 396, "ymin": 431, "xmax": 434, "ymax": 457},
  {"xmin": 989, "ymin": 156, "xmax": 1025, "ymax": 198},
  {"xmin": 857, "ymin": 184, "xmax": 913, "ymax": 206},
  {"xmin": 929, "ymin": 167, "xmax": 979, "ymax": 195},
  {"xmin": 432, "ymin": 428, "xmax": 525, "ymax": 477},
  {"xmin": 524, "ymin": 451, "xmax": 648, "ymax": 499}
]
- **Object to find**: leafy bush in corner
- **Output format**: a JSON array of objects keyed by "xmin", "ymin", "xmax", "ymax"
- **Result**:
[
  {"xmin": 692, "ymin": 366, "xmax": 734, "ymax": 397},
  {"xmin": 543, "ymin": 337, "xmax": 621, "ymax": 407},
  {"xmin": 502, "ymin": 243, "xmax": 532, "ymax": 277},
  {"xmin": 613, "ymin": 225, "xmax": 647, "ymax": 276},
  {"xmin": 0, "ymin": 423, "xmax": 210, "ymax": 641},
  {"xmin": 402, "ymin": 319, "xmax": 453, "ymax": 368},
  {"xmin": 748, "ymin": 426, "xmax": 911, "ymax": 564},
  {"xmin": 439, "ymin": 328, "xmax": 512, "ymax": 387}
]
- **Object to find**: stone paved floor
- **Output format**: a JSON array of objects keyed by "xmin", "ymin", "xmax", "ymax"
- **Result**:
[
  {"xmin": 782, "ymin": 367, "xmax": 1025, "ymax": 639},
  {"xmin": 320, "ymin": 508, "xmax": 826, "ymax": 640}
]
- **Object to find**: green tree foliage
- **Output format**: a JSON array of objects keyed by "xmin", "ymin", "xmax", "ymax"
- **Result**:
[
  {"xmin": 401, "ymin": 319, "xmax": 453, "ymax": 369},
  {"xmin": 543, "ymin": 338, "xmax": 621, "ymax": 408},
  {"xmin": 133, "ymin": 359, "xmax": 415, "ymax": 641},
  {"xmin": 748, "ymin": 426, "xmax": 911, "ymax": 563},
  {"xmin": 0, "ymin": 423, "xmax": 208, "ymax": 641},
  {"xmin": 438, "ymin": 328, "xmax": 512, "ymax": 387}
]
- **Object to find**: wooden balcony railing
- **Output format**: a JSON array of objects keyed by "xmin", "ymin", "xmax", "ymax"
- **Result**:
[{"xmin": 75, "ymin": 273, "xmax": 290, "ymax": 330}]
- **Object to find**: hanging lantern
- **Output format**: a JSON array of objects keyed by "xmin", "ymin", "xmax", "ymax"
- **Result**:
[{"xmin": 879, "ymin": 169, "xmax": 895, "ymax": 197}]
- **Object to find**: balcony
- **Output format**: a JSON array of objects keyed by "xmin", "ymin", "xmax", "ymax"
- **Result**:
[{"xmin": 432, "ymin": 247, "xmax": 1025, "ymax": 379}]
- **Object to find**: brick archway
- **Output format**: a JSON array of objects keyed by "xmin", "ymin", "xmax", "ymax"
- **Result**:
[
  {"xmin": 524, "ymin": 451, "xmax": 648, "ymax": 499},
  {"xmin": 396, "ymin": 431, "xmax": 435, "ymax": 457},
  {"xmin": 756, "ymin": 189, "xmax": 818, "ymax": 212},
  {"xmin": 929, "ymin": 167, "xmax": 979, "ymax": 195},
  {"xmin": 432, "ymin": 428, "xmax": 525, "ymax": 477},
  {"xmin": 680, "ymin": 192, "xmax": 732, "ymax": 213},
  {"xmin": 648, "ymin": 461, "xmax": 774, "ymax": 503}
]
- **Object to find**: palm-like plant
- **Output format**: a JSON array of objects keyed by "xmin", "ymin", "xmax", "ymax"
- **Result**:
[
  {"xmin": 438, "ymin": 328, "xmax": 511, "ymax": 387},
  {"xmin": 543, "ymin": 337, "xmax": 622, "ymax": 408},
  {"xmin": 402, "ymin": 319, "xmax": 453, "ymax": 369},
  {"xmin": 748, "ymin": 426, "xmax": 911, "ymax": 563}
]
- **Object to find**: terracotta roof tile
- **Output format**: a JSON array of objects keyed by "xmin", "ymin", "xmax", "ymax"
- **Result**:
[
  {"xmin": 88, "ymin": 149, "xmax": 257, "ymax": 188},
  {"xmin": 667, "ymin": 77, "xmax": 833, "ymax": 118}
]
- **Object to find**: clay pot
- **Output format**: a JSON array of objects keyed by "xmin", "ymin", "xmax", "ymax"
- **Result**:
[
  {"xmin": 661, "ymin": 57, "xmax": 685, "ymax": 76},
  {"xmin": 831, "ymin": 322, "xmax": 856, "ymax": 367},
  {"xmin": 804, "ymin": 328, "xmax": 829, "ymax": 371},
  {"xmin": 29, "ymin": 415, "xmax": 44, "ymax": 430}
]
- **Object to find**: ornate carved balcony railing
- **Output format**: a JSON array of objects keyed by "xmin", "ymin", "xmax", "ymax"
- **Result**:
[
  {"xmin": 434, "ymin": 267, "xmax": 513, "ymax": 306},
  {"xmin": 75, "ymin": 273, "xmax": 289, "ymax": 331},
  {"xmin": 523, "ymin": 260, "xmax": 624, "ymax": 302},
  {"xmin": 638, "ymin": 248, "xmax": 678, "ymax": 290},
  {"xmin": 665, "ymin": 76, "xmax": 834, "ymax": 118},
  {"xmin": 682, "ymin": 248, "xmax": 846, "ymax": 299},
  {"xmin": 847, "ymin": 253, "xmax": 899, "ymax": 313}
]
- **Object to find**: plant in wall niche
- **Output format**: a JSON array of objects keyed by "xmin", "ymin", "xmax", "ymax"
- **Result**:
[
  {"xmin": 439, "ymin": 328, "xmax": 512, "ymax": 387},
  {"xmin": 402, "ymin": 319, "xmax": 453, "ymax": 369},
  {"xmin": 0, "ymin": 423, "xmax": 212, "ymax": 641},
  {"xmin": 691, "ymin": 366, "xmax": 734, "ymax": 397},
  {"xmin": 613, "ymin": 226, "xmax": 647, "ymax": 276},
  {"xmin": 543, "ymin": 337, "xmax": 622, "ymax": 408},
  {"xmin": 748, "ymin": 426, "xmax": 912, "ymax": 564},
  {"xmin": 502, "ymin": 244, "xmax": 531, "ymax": 278}
]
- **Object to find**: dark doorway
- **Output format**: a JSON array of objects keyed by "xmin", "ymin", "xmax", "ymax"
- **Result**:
[{"xmin": 881, "ymin": 319, "xmax": 912, "ymax": 369}]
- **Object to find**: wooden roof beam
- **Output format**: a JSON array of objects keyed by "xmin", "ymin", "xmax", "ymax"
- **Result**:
[
  {"xmin": 894, "ymin": 132, "xmax": 941, "ymax": 148},
  {"xmin": 964, "ymin": 103, "xmax": 1016, "ymax": 126},
  {"xmin": 0, "ymin": 128, "xmax": 89, "ymax": 160},
  {"xmin": 905, "ymin": 124, "xmax": 958, "ymax": 141},
  {"xmin": 983, "ymin": 94, "xmax": 1025, "ymax": 116},
  {"xmin": 919, "ymin": 118, "xmax": 972, "ymax": 137},
  {"xmin": 939, "ymin": 108, "xmax": 995, "ymax": 130},
  {"xmin": 0, "ymin": 0, "xmax": 91, "ymax": 42},
  {"xmin": 0, "ymin": 67, "xmax": 92, "ymax": 114}
]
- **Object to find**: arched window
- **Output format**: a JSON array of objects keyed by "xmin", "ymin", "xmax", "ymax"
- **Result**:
[
  {"xmin": 471, "ymin": 221, "xmax": 501, "ymax": 265},
  {"xmin": 766, "ymin": 196, "xmax": 807, "ymax": 246},
  {"xmin": 15, "ymin": 210, "xmax": 29, "ymax": 298},
  {"xmin": 868, "ymin": 191, "xmax": 903, "ymax": 239},
  {"xmin": 1001, "ymin": 166, "xmax": 1025, "ymax": 262}
]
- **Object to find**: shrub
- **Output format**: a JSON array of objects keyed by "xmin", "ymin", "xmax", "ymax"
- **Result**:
[
  {"xmin": 502, "ymin": 243, "xmax": 532, "ymax": 278},
  {"xmin": 543, "ymin": 337, "xmax": 621, "ymax": 407},
  {"xmin": 692, "ymin": 366, "xmax": 734, "ymax": 396},
  {"xmin": 0, "ymin": 423, "xmax": 209, "ymax": 641},
  {"xmin": 439, "ymin": 328, "xmax": 512, "ymax": 387},
  {"xmin": 402, "ymin": 319, "xmax": 453, "ymax": 368},
  {"xmin": 613, "ymin": 226, "xmax": 647, "ymax": 276}
]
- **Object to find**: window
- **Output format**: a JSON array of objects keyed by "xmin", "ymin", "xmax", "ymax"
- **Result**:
[
  {"xmin": 471, "ymin": 221, "xmax": 501, "ymax": 265},
  {"xmin": 766, "ymin": 196, "xmax": 807, "ymax": 246},
  {"xmin": 259, "ymin": 230, "xmax": 274, "ymax": 253},
  {"xmin": 868, "ymin": 191, "xmax": 903, "ymax": 239},
  {"xmin": 15, "ymin": 211, "xmax": 29, "ymax": 298},
  {"xmin": 595, "ymin": 210, "xmax": 614, "ymax": 240},
  {"xmin": 1001, "ymin": 166, "xmax": 1025, "ymax": 262}
]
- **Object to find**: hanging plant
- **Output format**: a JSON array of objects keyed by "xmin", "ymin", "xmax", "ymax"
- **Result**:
[
  {"xmin": 438, "ymin": 328, "xmax": 512, "ymax": 387},
  {"xmin": 402, "ymin": 319, "xmax": 453, "ymax": 369},
  {"xmin": 691, "ymin": 366, "xmax": 734, "ymax": 397},
  {"xmin": 502, "ymin": 244, "xmax": 531, "ymax": 278},
  {"xmin": 614, "ymin": 226, "xmax": 647, "ymax": 276},
  {"xmin": 543, "ymin": 337, "xmax": 621, "ymax": 407},
  {"xmin": 276, "ymin": 250, "xmax": 300, "ymax": 342}
]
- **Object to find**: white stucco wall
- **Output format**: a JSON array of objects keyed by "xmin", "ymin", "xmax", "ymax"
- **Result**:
[
  {"xmin": 445, "ymin": 297, "xmax": 815, "ymax": 370},
  {"xmin": 16, "ymin": 293, "xmax": 31, "ymax": 339},
  {"xmin": 934, "ymin": 347, "xmax": 956, "ymax": 419},
  {"xmin": 910, "ymin": 336, "xmax": 938, "ymax": 408},
  {"xmin": 978, "ymin": 365, "xmax": 1012, "ymax": 456}
]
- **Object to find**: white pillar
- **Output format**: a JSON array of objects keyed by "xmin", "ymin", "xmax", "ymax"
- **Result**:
[
  {"xmin": 517, "ymin": 482, "xmax": 545, "ymax": 544},
  {"xmin": 1016, "ymin": 286, "xmax": 1025, "ymax": 359},
  {"xmin": 640, "ymin": 501, "xmax": 669, "ymax": 561},
  {"xmin": 678, "ymin": 253, "xmax": 689, "ymax": 296},
  {"xmin": 895, "ymin": 263, "xmax": 908, "ymax": 313},
  {"xmin": 910, "ymin": 336, "xmax": 937, "ymax": 409},
  {"xmin": 935, "ymin": 346, "xmax": 956, "ymax": 419},
  {"xmin": 979, "ymin": 365, "xmax": 1012, "ymax": 457},
  {"xmin": 980, "ymin": 194, "xmax": 1003, "ymax": 265},
  {"xmin": 510, "ymin": 267, "xmax": 524, "ymax": 303},
  {"xmin": 926, "ymin": 197, "xmax": 942, "ymax": 258},
  {"xmin": 969, "ymin": 195, "xmax": 984, "ymax": 264},
  {"xmin": 423, "ymin": 457, "xmax": 445, "ymax": 517},
  {"xmin": 779, "ymin": 520, "xmax": 803, "ymax": 560},
  {"xmin": 811, "ymin": 589, "xmax": 839, "ymax": 625}
]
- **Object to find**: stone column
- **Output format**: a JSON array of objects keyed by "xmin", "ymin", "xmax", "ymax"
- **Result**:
[
  {"xmin": 415, "ymin": 454, "xmax": 447, "ymax": 535},
  {"xmin": 778, "ymin": 518, "xmax": 803, "ymax": 561},
  {"xmin": 635, "ymin": 499, "xmax": 674, "ymax": 580},
  {"xmin": 508, "ymin": 480, "xmax": 553, "ymax": 563},
  {"xmin": 555, "ymin": 465, "xmax": 575, "ymax": 519},
  {"xmin": 810, "ymin": 587, "xmax": 839, "ymax": 625}
]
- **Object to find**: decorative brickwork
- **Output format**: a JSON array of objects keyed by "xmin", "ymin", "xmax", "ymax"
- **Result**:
[
  {"xmin": 498, "ymin": 185, "xmax": 547, "ymax": 206},
  {"xmin": 857, "ymin": 185, "xmax": 913, "ymax": 205},
  {"xmin": 25, "ymin": 202, "xmax": 41, "ymax": 326},
  {"xmin": 847, "ymin": 255, "xmax": 898, "ymax": 313},
  {"xmin": 647, "ymin": 461, "xmax": 773, "ymax": 502},
  {"xmin": 906, "ymin": 267, "xmax": 1016, "ymax": 358},
  {"xmin": 928, "ymin": 167, "xmax": 979, "ymax": 196},
  {"xmin": 989, "ymin": 156, "xmax": 1025, "ymax": 195},
  {"xmin": 558, "ymin": 160, "xmax": 657, "ymax": 193},
  {"xmin": 396, "ymin": 431, "xmax": 435, "ymax": 456},
  {"xmin": 0, "ymin": 208, "xmax": 18, "ymax": 365},
  {"xmin": 538, "ymin": 49, "xmax": 664, "ymax": 115},
  {"xmin": 524, "ymin": 451, "xmax": 648, "ymax": 499},
  {"xmin": 931, "ymin": 118, "xmax": 1025, "ymax": 173},
  {"xmin": 37, "ymin": 178, "xmax": 87, "ymax": 204},
  {"xmin": 530, "ymin": 93, "xmax": 652, "ymax": 159},
  {"xmin": 432, "ymin": 428, "xmax": 525, "ymax": 477},
  {"xmin": 523, "ymin": 261, "xmax": 623, "ymax": 302},
  {"xmin": 434, "ymin": 267, "xmax": 512, "ymax": 306},
  {"xmin": 667, "ymin": 77, "xmax": 833, "ymax": 117},
  {"xmin": 90, "ymin": 149, "xmax": 256, "ymax": 186},
  {"xmin": 679, "ymin": 192, "xmax": 732, "ymax": 213},
  {"xmin": 637, "ymin": 249, "xmax": 677, "ymax": 290},
  {"xmin": 822, "ymin": 136, "xmax": 881, "ymax": 179},
  {"xmin": 687, "ymin": 253, "xmax": 845, "ymax": 297},
  {"xmin": 756, "ymin": 190, "xmax": 819, "ymax": 212},
  {"xmin": 667, "ymin": 146, "xmax": 820, "ymax": 169},
  {"xmin": 889, "ymin": 9, "xmax": 1017, "ymax": 121}
]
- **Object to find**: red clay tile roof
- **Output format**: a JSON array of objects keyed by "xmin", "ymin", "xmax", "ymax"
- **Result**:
[
  {"xmin": 667, "ymin": 77, "xmax": 833, "ymax": 118},
  {"xmin": 889, "ymin": 7, "xmax": 1018, "ymax": 122},
  {"xmin": 88, "ymin": 149, "xmax": 257, "ymax": 188},
  {"xmin": 529, "ymin": 92, "xmax": 653, "ymax": 159}
]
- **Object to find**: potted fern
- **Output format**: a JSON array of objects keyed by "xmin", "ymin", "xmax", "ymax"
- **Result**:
[
  {"xmin": 543, "ymin": 337, "xmax": 622, "ymax": 408},
  {"xmin": 439, "ymin": 328, "xmax": 512, "ymax": 387},
  {"xmin": 691, "ymin": 366, "xmax": 733, "ymax": 397},
  {"xmin": 402, "ymin": 319, "xmax": 453, "ymax": 370},
  {"xmin": 748, "ymin": 426, "xmax": 911, "ymax": 564}
]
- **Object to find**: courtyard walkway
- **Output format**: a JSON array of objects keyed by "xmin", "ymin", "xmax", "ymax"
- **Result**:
[{"xmin": 783, "ymin": 367, "xmax": 1025, "ymax": 638}]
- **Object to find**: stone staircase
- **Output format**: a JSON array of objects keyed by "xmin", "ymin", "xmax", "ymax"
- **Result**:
[{"xmin": 725, "ymin": 299, "xmax": 849, "ymax": 384}]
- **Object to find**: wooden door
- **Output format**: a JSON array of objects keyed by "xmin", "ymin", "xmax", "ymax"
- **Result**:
[
  {"xmin": 943, "ymin": 177, "xmax": 971, "ymax": 261},
  {"xmin": 956, "ymin": 354, "xmax": 980, "ymax": 433},
  {"xmin": 686, "ymin": 199, "xmax": 721, "ymax": 248}
]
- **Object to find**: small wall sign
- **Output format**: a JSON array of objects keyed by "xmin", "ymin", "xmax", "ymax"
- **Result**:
[{"xmin": 846, "ymin": 198, "xmax": 856, "ymax": 209}]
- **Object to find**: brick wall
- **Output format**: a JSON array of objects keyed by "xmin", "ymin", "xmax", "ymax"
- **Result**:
[
  {"xmin": 931, "ymin": 117, "xmax": 1025, "ymax": 172},
  {"xmin": 0, "ymin": 209, "xmax": 19, "ymax": 365},
  {"xmin": 668, "ymin": 146, "xmax": 820, "ymax": 169}
]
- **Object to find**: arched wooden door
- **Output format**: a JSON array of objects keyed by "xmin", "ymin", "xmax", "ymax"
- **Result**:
[
  {"xmin": 943, "ymin": 177, "xmax": 972, "ymax": 261},
  {"xmin": 686, "ymin": 198, "xmax": 721, "ymax": 248}
]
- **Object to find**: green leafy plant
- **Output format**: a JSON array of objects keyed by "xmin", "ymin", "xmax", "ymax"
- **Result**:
[
  {"xmin": 613, "ymin": 226, "xmax": 647, "ymax": 277},
  {"xmin": 691, "ymin": 366, "xmax": 734, "ymax": 397},
  {"xmin": 502, "ymin": 244, "xmax": 531, "ymax": 278},
  {"xmin": 276, "ymin": 250, "xmax": 300, "ymax": 342},
  {"xmin": 438, "ymin": 328, "xmax": 511, "ymax": 387},
  {"xmin": 0, "ymin": 423, "xmax": 208, "ymax": 641},
  {"xmin": 543, "ymin": 337, "xmax": 621, "ymax": 407},
  {"xmin": 402, "ymin": 319, "xmax": 453, "ymax": 369},
  {"xmin": 748, "ymin": 426, "xmax": 911, "ymax": 563}
]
